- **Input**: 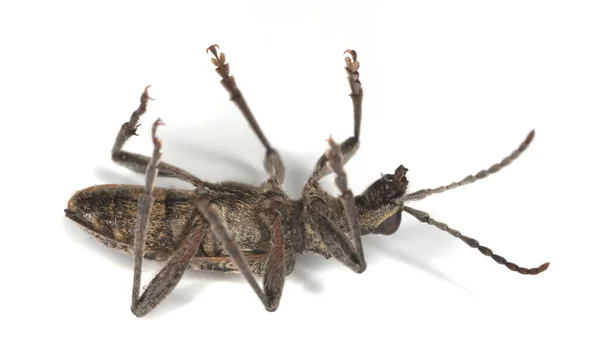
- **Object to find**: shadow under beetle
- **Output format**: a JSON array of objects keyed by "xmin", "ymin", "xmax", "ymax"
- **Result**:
[{"xmin": 65, "ymin": 45, "xmax": 549, "ymax": 317}]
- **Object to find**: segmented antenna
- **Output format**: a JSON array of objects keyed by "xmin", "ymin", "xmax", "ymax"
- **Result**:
[
  {"xmin": 399, "ymin": 130, "xmax": 535, "ymax": 203},
  {"xmin": 403, "ymin": 206, "xmax": 549, "ymax": 275}
]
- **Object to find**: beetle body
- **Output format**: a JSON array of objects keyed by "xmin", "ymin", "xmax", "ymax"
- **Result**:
[
  {"xmin": 64, "ymin": 44, "xmax": 548, "ymax": 316},
  {"xmin": 67, "ymin": 183, "xmax": 299, "ymax": 273},
  {"xmin": 66, "ymin": 172, "xmax": 406, "ymax": 274}
]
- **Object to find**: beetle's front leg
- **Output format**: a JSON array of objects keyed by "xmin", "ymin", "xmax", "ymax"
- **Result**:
[
  {"xmin": 310, "ymin": 49, "xmax": 363, "ymax": 182},
  {"xmin": 310, "ymin": 136, "xmax": 366, "ymax": 273},
  {"xmin": 197, "ymin": 200, "xmax": 289, "ymax": 312}
]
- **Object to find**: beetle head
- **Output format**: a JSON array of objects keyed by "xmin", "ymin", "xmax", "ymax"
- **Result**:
[{"xmin": 356, "ymin": 165, "xmax": 409, "ymax": 235}]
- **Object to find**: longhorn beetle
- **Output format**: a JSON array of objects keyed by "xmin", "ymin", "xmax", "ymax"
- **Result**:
[{"xmin": 65, "ymin": 44, "xmax": 549, "ymax": 317}]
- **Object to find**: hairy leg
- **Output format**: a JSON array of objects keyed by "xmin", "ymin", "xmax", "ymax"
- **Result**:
[
  {"xmin": 310, "ymin": 136, "xmax": 366, "ymax": 273},
  {"xmin": 130, "ymin": 120, "xmax": 207, "ymax": 317},
  {"xmin": 197, "ymin": 199, "xmax": 290, "ymax": 311},
  {"xmin": 207, "ymin": 45, "xmax": 284, "ymax": 185},
  {"xmin": 310, "ymin": 49, "xmax": 363, "ymax": 182},
  {"xmin": 111, "ymin": 86, "xmax": 204, "ymax": 186}
]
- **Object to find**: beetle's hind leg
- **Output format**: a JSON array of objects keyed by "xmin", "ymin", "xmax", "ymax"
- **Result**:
[
  {"xmin": 129, "ymin": 119, "xmax": 291, "ymax": 315},
  {"xmin": 130, "ymin": 119, "xmax": 208, "ymax": 317},
  {"xmin": 111, "ymin": 86, "xmax": 204, "ymax": 187}
]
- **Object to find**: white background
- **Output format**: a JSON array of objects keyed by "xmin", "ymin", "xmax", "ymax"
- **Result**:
[{"xmin": 1, "ymin": 1, "xmax": 599, "ymax": 354}]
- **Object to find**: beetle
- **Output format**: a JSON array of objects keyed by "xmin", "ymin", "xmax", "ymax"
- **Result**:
[{"xmin": 65, "ymin": 44, "xmax": 549, "ymax": 317}]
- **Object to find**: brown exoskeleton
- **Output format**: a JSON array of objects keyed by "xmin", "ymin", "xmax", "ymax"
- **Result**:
[{"xmin": 65, "ymin": 44, "xmax": 549, "ymax": 317}]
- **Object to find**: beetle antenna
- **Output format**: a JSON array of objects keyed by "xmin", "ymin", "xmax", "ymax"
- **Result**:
[
  {"xmin": 398, "ymin": 130, "xmax": 535, "ymax": 203},
  {"xmin": 403, "ymin": 206, "xmax": 549, "ymax": 275}
]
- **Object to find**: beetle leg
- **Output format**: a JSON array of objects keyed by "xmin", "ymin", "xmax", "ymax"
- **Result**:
[
  {"xmin": 207, "ymin": 44, "xmax": 284, "ymax": 185},
  {"xmin": 111, "ymin": 86, "xmax": 204, "ymax": 187},
  {"xmin": 130, "ymin": 120, "xmax": 207, "ymax": 317},
  {"xmin": 314, "ymin": 136, "xmax": 367, "ymax": 273},
  {"xmin": 130, "ymin": 214, "xmax": 207, "ymax": 317},
  {"xmin": 310, "ymin": 49, "xmax": 363, "ymax": 182},
  {"xmin": 197, "ymin": 199, "xmax": 288, "ymax": 312}
]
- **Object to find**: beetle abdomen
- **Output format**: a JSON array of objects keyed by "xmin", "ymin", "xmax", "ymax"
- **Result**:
[
  {"xmin": 65, "ymin": 184, "xmax": 273, "ymax": 260},
  {"xmin": 66, "ymin": 184, "xmax": 201, "ymax": 258}
]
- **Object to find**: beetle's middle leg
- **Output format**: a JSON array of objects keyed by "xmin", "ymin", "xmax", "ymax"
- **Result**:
[
  {"xmin": 197, "ymin": 197, "xmax": 290, "ymax": 312},
  {"xmin": 111, "ymin": 86, "xmax": 204, "ymax": 187},
  {"xmin": 206, "ymin": 44, "xmax": 284, "ymax": 185},
  {"xmin": 310, "ymin": 49, "xmax": 363, "ymax": 182}
]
